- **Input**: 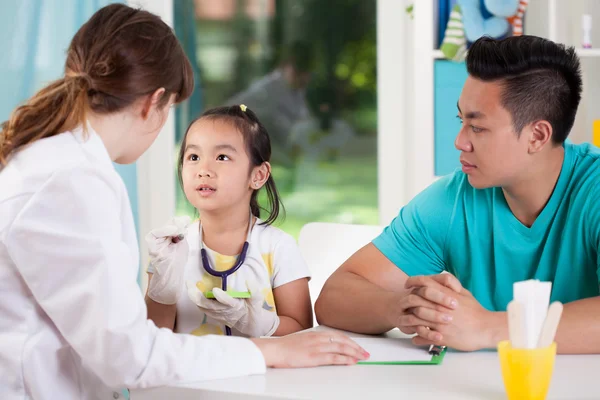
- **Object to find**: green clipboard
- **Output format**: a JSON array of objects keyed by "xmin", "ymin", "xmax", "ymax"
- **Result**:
[
  {"xmin": 204, "ymin": 290, "xmax": 251, "ymax": 299},
  {"xmin": 357, "ymin": 347, "xmax": 446, "ymax": 365}
]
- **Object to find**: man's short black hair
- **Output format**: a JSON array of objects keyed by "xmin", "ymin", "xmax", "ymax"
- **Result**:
[{"xmin": 466, "ymin": 35, "xmax": 582, "ymax": 144}]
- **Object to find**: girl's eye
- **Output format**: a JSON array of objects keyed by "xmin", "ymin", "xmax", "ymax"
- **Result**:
[
  {"xmin": 471, "ymin": 126, "xmax": 483, "ymax": 133},
  {"xmin": 217, "ymin": 154, "xmax": 230, "ymax": 161},
  {"xmin": 188, "ymin": 154, "xmax": 199, "ymax": 161}
]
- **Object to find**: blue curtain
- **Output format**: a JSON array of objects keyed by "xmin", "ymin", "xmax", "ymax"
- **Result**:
[
  {"xmin": 0, "ymin": 0, "xmax": 139, "ymax": 238},
  {"xmin": 0, "ymin": 0, "xmax": 121, "ymax": 120},
  {"xmin": 173, "ymin": 0, "xmax": 204, "ymax": 143}
]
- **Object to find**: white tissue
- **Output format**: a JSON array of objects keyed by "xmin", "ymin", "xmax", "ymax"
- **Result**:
[{"xmin": 513, "ymin": 280, "xmax": 551, "ymax": 349}]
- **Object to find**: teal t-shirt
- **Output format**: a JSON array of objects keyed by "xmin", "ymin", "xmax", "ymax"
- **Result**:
[{"xmin": 373, "ymin": 142, "xmax": 600, "ymax": 312}]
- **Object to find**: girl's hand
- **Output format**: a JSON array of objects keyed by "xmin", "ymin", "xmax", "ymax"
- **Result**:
[{"xmin": 187, "ymin": 280, "xmax": 280, "ymax": 337}]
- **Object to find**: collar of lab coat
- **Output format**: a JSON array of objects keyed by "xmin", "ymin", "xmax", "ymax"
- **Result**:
[{"xmin": 71, "ymin": 122, "xmax": 114, "ymax": 170}]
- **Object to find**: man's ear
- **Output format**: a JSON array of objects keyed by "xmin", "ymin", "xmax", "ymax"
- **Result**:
[{"xmin": 528, "ymin": 120, "xmax": 553, "ymax": 154}]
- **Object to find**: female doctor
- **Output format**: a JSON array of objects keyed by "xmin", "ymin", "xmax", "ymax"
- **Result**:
[{"xmin": 0, "ymin": 4, "xmax": 368, "ymax": 399}]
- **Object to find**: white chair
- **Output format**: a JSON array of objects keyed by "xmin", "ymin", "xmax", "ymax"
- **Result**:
[{"xmin": 298, "ymin": 222, "xmax": 384, "ymax": 324}]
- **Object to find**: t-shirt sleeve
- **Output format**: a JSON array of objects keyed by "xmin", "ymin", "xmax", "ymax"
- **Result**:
[
  {"xmin": 147, "ymin": 263, "xmax": 155, "ymax": 274},
  {"xmin": 585, "ymin": 181, "xmax": 600, "ymax": 284},
  {"xmin": 372, "ymin": 173, "xmax": 459, "ymax": 276},
  {"xmin": 271, "ymin": 232, "xmax": 311, "ymax": 289}
]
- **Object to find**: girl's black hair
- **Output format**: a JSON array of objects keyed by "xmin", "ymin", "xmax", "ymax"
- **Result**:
[{"xmin": 177, "ymin": 105, "xmax": 284, "ymax": 225}]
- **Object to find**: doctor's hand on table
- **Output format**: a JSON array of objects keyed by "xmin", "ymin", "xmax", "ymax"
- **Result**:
[
  {"xmin": 252, "ymin": 330, "xmax": 370, "ymax": 368},
  {"xmin": 187, "ymin": 280, "xmax": 280, "ymax": 337},
  {"xmin": 145, "ymin": 216, "xmax": 192, "ymax": 305},
  {"xmin": 393, "ymin": 273, "xmax": 503, "ymax": 352}
]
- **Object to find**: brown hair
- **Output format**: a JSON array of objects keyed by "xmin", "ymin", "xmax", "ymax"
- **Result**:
[
  {"xmin": 0, "ymin": 4, "xmax": 194, "ymax": 166},
  {"xmin": 177, "ymin": 106, "xmax": 285, "ymax": 226}
]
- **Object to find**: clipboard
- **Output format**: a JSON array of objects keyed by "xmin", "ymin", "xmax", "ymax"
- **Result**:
[
  {"xmin": 357, "ymin": 349, "xmax": 446, "ymax": 365},
  {"xmin": 204, "ymin": 290, "xmax": 251, "ymax": 299},
  {"xmin": 352, "ymin": 337, "xmax": 447, "ymax": 365}
]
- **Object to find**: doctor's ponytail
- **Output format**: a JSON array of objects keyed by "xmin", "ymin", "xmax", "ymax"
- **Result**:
[
  {"xmin": 0, "ymin": 72, "xmax": 90, "ymax": 166},
  {"xmin": 0, "ymin": 4, "xmax": 194, "ymax": 166}
]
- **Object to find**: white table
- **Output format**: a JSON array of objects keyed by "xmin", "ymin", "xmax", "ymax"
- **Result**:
[{"xmin": 130, "ymin": 327, "xmax": 599, "ymax": 400}]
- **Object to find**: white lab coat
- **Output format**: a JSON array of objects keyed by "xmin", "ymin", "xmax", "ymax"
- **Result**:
[{"xmin": 0, "ymin": 126, "xmax": 266, "ymax": 400}]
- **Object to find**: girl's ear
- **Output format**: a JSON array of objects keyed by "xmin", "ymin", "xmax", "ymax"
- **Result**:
[{"xmin": 250, "ymin": 162, "xmax": 271, "ymax": 190}]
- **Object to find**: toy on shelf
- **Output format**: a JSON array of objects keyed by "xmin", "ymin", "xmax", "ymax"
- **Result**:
[
  {"xmin": 507, "ymin": 0, "xmax": 529, "ymax": 36},
  {"xmin": 440, "ymin": 5, "xmax": 467, "ymax": 61},
  {"xmin": 458, "ymin": 0, "xmax": 519, "ymax": 42},
  {"xmin": 582, "ymin": 14, "xmax": 592, "ymax": 49},
  {"xmin": 439, "ymin": 0, "xmax": 528, "ymax": 62}
]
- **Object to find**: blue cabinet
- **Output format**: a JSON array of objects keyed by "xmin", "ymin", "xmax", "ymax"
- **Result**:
[{"xmin": 434, "ymin": 60, "xmax": 468, "ymax": 176}]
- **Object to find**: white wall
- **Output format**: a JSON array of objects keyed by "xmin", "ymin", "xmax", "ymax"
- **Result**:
[
  {"xmin": 377, "ymin": 0, "xmax": 413, "ymax": 225},
  {"xmin": 561, "ymin": 0, "xmax": 600, "ymax": 145},
  {"xmin": 527, "ymin": 0, "xmax": 600, "ymax": 145},
  {"xmin": 126, "ymin": 0, "xmax": 176, "ymax": 291}
]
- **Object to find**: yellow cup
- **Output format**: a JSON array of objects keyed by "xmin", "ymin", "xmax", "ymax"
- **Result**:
[{"xmin": 498, "ymin": 340, "xmax": 557, "ymax": 400}]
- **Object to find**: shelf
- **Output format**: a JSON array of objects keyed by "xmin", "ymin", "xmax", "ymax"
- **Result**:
[
  {"xmin": 433, "ymin": 48, "xmax": 600, "ymax": 59},
  {"xmin": 576, "ymin": 48, "xmax": 600, "ymax": 58}
]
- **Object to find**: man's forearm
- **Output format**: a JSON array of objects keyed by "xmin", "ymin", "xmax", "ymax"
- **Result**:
[
  {"xmin": 554, "ymin": 296, "xmax": 600, "ymax": 354},
  {"xmin": 315, "ymin": 271, "xmax": 400, "ymax": 334},
  {"xmin": 486, "ymin": 296, "xmax": 600, "ymax": 354}
]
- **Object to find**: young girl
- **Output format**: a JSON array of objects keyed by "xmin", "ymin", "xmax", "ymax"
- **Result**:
[{"xmin": 146, "ymin": 105, "xmax": 313, "ymax": 338}]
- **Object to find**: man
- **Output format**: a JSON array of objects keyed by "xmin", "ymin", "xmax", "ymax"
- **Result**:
[
  {"xmin": 315, "ymin": 35, "xmax": 600, "ymax": 354},
  {"xmin": 225, "ymin": 41, "xmax": 313, "ymax": 165}
]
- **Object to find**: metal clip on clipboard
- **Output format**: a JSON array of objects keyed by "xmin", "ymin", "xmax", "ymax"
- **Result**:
[{"xmin": 428, "ymin": 344, "xmax": 446, "ymax": 356}]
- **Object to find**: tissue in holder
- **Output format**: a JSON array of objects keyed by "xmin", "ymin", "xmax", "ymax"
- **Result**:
[{"xmin": 513, "ymin": 280, "xmax": 551, "ymax": 349}]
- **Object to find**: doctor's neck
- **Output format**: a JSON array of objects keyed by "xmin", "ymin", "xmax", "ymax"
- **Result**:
[{"xmin": 87, "ymin": 110, "xmax": 136, "ymax": 161}]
